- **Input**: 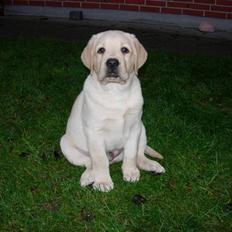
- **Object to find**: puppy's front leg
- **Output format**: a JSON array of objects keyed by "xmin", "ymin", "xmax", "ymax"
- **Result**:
[
  {"xmin": 122, "ymin": 123, "xmax": 141, "ymax": 182},
  {"xmin": 86, "ymin": 130, "xmax": 113, "ymax": 192}
]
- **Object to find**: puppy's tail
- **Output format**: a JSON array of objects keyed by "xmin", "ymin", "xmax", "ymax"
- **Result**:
[{"xmin": 145, "ymin": 145, "xmax": 163, "ymax": 159}]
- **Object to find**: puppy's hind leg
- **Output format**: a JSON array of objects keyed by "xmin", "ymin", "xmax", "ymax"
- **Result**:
[
  {"xmin": 137, "ymin": 125, "xmax": 165, "ymax": 174},
  {"xmin": 60, "ymin": 135, "xmax": 94, "ymax": 186},
  {"xmin": 60, "ymin": 135, "xmax": 91, "ymax": 167}
]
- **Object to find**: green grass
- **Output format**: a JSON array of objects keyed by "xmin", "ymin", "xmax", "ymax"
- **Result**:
[{"xmin": 0, "ymin": 37, "xmax": 232, "ymax": 232}]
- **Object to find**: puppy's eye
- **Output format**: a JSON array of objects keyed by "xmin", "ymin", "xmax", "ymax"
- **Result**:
[
  {"xmin": 121, "ymin": 47, "xmax": 129, "ymax": 54},
  {"xmin": 97, "ymin": 47, "xmax": 105, "ymax": 54}
]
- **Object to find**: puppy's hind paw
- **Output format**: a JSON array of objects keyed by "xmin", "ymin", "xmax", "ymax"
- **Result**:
[
  {"xmin": 150, "ymin": 162, "xmax": 165, "ymax": 174},
  {"xmin": 80, "ymin": 169, "xmax": 94, "ymax": 187},
  {"xmin": 138, "ymin": 159, "xmax": 165, "ymax": 174},
  {"xmin": 148, "ymin": 161, "xmax": 165, "ymax": 174}
]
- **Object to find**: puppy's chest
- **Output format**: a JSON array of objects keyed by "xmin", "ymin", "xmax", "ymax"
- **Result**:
[
  {"xmin": 104, "ymin": 111, "xmax": 135, "ymax": 131},
  {"xmin": 103, "ymin": 108, "xmax": 140, "ymax": 149}
]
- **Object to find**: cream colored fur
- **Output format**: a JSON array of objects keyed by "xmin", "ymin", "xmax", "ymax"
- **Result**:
[{"xmin": 60, "ymin": 30, "xmax": 165, "ymax": 192}]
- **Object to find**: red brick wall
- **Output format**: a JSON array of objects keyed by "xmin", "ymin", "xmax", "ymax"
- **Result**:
[{"xmin": 4, "ymin": 0, "xmax": 232, "ymax": 19}]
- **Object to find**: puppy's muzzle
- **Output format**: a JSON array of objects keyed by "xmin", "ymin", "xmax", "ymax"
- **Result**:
[{"xmin": 106, "ymin": 58, "xmax": 119, "ymax": 78}]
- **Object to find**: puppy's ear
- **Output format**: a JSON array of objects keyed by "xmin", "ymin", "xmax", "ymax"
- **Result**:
[
  {"xmin": 81, "ymin": 35, "xmax": 96, "ymax": 71},
  {"xmin": 131, "ymin": 34, "xmax": 147, "ymax": 74}
]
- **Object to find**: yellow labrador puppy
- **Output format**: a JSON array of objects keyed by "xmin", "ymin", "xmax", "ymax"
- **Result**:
[{"xmin": 60, "ymin": 30, "xmax": 165, "ymax": 192}]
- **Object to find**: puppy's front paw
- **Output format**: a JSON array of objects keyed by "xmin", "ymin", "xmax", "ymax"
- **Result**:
[
  {"xmin": 93, "ymin": 177, "xmax": 114, "ymax": 192},
  {"xmin": 80, "ymin": 169, "xmax": 94, "ymax": 187},
  {"xmin": 123, "ymin": 168, "xmax": 140, "ymax": 182}
]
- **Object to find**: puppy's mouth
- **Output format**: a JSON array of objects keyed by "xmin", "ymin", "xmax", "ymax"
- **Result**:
[
  {"xmin": 105, "ymin": 73, "xmax": 120, "ymax": 82},
  {"xmin": 106, "ymin": 72, "xmax": 119, "ymax": 78},
  {"xmin": 102, "ymin": 72, "xmax": 125, "ymax": 84}
]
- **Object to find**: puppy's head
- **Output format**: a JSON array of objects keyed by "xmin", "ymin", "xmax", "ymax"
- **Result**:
[{"xmin": 81, "ymin": 30, "xmax": 147, "ymax": 85}]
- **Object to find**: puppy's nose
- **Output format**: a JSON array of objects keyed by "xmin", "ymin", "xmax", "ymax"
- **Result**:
[{"xmin": 106, "ymin": 58, "xmax": 119, "ymax": 69}]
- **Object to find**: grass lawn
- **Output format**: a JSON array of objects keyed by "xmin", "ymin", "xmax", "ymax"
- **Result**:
[{"xmin": 0, "ymin": 37, "xmax": 232, "ymax": 232}]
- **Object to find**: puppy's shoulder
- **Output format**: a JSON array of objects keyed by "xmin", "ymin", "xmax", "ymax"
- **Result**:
[{"xmin": 83, "ymin": 75, "xmax": 95, "ymax": 93}]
